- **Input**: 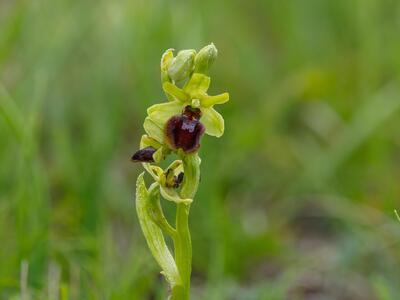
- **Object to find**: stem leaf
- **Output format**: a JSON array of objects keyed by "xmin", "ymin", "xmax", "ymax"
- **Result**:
[{"xmin": 135, "ymin": 173, "xmax": 182, "ymax": 288}]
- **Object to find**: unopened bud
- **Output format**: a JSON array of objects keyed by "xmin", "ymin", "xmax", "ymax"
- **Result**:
[
  {"xmin": 194, "ymin": 43, "xmax": 218, "ymax": 74},
  {"xmin": 161, "ymin": 48, "xmax": 174, "ymax": 84},
  {"xmin": 168, "ymin": 49, "xmax": 196, "ymax": 83}
]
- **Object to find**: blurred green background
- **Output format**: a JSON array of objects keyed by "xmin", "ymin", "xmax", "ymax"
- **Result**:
[{"xmin": 1, "ymin": 0, "xmax": 400, "ymax": 299}]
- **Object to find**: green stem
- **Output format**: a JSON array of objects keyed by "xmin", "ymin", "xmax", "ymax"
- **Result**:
[{"xmin": 171, "ymin": 153, "xmax": 200, "ymax": 300}]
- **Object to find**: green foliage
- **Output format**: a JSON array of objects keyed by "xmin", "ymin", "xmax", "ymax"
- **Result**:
[{"xmin": 1, "ymin": 0, "xmax": 400, "ymax": 299}]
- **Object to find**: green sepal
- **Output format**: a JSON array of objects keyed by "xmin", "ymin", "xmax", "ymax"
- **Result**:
[
  {"xmin": 147, "ymin": 101, "xmax": 183, "ymax": 129},
  {"xmin": 200, "ymin": 107, "xmax": 225, "ymax": 137},
  {"xmin": 143, "ymin": 117, "xmax": 165, "ymax": 144},
  {"xmin": 140, "ymin": 134, "xmax": 162, "ymax": 149}
]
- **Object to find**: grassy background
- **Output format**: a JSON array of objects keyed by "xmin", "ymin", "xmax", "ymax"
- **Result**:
[{"xmin": 1, "ymin": 0, "xmax": 400, "ymax": 299}]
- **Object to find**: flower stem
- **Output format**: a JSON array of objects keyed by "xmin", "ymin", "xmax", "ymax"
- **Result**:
[
  {"xmin": 171, "ymin": 153, "xmax": 200, "ymax": 300},
  {"xmin": 173, "ymin": 203, "xmax": 191, "ymax": 300}
]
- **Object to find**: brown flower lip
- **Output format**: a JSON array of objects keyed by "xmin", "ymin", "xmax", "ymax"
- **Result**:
[
  {"xmin": 131, "ymin": 146, "xmax": 156, "ymax": 163},
  {"xmin": 165, "ymin": 106, "xmax": 205, "ymax": 153}
]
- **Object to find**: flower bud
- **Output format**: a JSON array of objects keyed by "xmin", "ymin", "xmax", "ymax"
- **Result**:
[
  {"xmin": 194, "ymin": 43, "xmax": 218, "ymax": 74},
  {"xmin": 161, "ymin": 48, "xmax": 174, "ymax": 83},
  {"xmin": 168, "ymin": 49, "xmax": 196, "ymax": 83}
]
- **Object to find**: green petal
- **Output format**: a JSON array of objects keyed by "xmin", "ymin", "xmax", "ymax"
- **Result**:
[
  {"xmin": 143, "ymin": 117, "xmax": 164, "ymax": 143},
  {"xmin": 159, "ymin": 185, "xmax": 192, "ymax": 204},
  {"xmin": 201, "ymin": 107, "xmax": 225, "ymax": 137},
  {"xmin": 201, "ymin": 92, "xmax": 229, "ymax": 108},
  {"xmin": 147, "ymin": 101, "xmax": 183, "ymax": 128},
  {"xmin": 163, "ymin": 82, "xmax": 189, "ymax": 102},
  {"xmin": 184, "ymin": 73, "xmax": 210, "ymax": 96}
]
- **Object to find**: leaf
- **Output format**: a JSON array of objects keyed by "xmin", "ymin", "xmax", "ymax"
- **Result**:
[{"xmin": 135, "ymin": 173, "xmax": 182, "ymax": 287}]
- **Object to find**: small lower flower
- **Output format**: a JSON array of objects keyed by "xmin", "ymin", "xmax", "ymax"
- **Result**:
[{"xmin": 141, "ymin": 160, "xmax": 192, "ymax": 204}]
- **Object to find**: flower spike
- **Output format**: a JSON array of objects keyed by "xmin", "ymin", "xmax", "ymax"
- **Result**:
[{"xmin": 132, "ymin": 43, "xmax": 229, "ymax": 300}]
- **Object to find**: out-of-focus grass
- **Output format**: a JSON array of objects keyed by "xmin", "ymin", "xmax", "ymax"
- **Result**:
[{"xmin": 1, "ymin": 0, "xmax": 400, "ymax": 299}]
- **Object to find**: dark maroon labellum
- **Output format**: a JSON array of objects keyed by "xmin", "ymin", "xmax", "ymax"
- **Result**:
[
  {"xmin": 165, "ymin": 106, "xmax": 205, "ymax": 153},
  {"xmin": 131, "ymin": 146, "xmax": 156, "ymax": 163}
]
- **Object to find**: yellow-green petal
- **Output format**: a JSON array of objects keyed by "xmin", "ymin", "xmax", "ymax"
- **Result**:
[
  {"xmin": 201, "ymin": 107, "xmax": 225, "ymax": 137},
  {"xmin": 201, "ymin": 92, "xmax": 229, "ymax": 108},
  {"xmin": 184, "ymin": 73, "xmax": 210, "ymax": 96},
  {"xmin": 147, "ymin": 101, "xmax": 183, "ymax": 128},
  {"xmin": 163, "ymin": 82, "xmax": 189, "ymax": 102},
  {"xmin": 159, "ymin": 185, "xmax": 192, "ymax": 204}
]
